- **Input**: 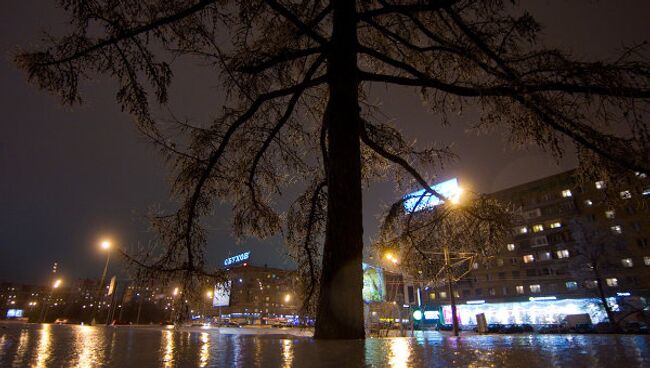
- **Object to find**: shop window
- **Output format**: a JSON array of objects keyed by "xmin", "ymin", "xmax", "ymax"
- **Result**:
[
  {"xmin": 439, "ymin": 291, "xmax": 447, "ymax": 299},
  {"xmin": 489, "ymin": 288, "xmax": 496, "ymax": 296},
  {"xmin": 515, "ymin": 286, "xmax": 524, "ymax": 295},
  {"xmin": 565, "ymin": 281, "xmax": 578, "ymax": 290}
]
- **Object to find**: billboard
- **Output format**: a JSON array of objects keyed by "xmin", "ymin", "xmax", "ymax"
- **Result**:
[
  {"xmin": 403, "ymin": 178, "xmax": 460, "ymax": 213},
  {"xmin": 212, "ymin": 281, "xmax": 232, "ymax": 307},
  {"xmin": 362, "ymin": 263, "xmax": 386, "ymax": 303}
]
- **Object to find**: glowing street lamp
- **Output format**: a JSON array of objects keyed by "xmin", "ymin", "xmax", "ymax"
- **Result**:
[
  {"xmin": 284, "ymin": 294, "xmax": 291, "ymax": 303},
  {"xmin": 53, "ymin": 279, "xmax": 62, "ymax": 289},
  {"xmin": 384, "ymin": 252, "xmax": 399, "ymax": 264}
]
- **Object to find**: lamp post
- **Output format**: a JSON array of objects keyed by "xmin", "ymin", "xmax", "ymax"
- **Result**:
[
  {"xmin": 90, "ymin": 240, "xmax": 112, "ymax": 325},
  {"xmin": 204, "ymin": 291, "xmax": 213, "ymax": 323},
  {"xmin": 40, "ymin": 279, "xmax": 62, "ymax": 323}
]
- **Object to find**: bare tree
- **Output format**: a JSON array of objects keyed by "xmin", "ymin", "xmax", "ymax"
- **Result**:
[
  {"xmin": 15, "ymin": 0, "xmax": 650, "ymax": 339},
  {"xmin": 569, "ymin": 218, "xmax": 626, "ymax": 327}
]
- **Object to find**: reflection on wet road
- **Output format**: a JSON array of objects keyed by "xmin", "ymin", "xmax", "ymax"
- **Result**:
[{"xmin": 0, "ymin": 322, "xmax": 648, "ymax": 367}]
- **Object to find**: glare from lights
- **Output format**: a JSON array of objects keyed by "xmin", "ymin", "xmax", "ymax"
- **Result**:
[
  {"xmin": 100, "ymin": 240, "xmax": 111, "ymax": 250},
  {"xmin": 52, "ymin": 279, "xmax": 62, "ymax": 289}
]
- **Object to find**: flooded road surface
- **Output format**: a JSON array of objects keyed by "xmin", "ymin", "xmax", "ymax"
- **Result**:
[{"xmin": 0, "ymin": 322, "xmax": 648, "ymax": 367}]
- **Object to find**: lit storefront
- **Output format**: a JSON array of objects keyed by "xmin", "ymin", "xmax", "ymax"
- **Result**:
[{"xmin": 439, "ymin": 298, "xmax": 618, "ymax": 325}]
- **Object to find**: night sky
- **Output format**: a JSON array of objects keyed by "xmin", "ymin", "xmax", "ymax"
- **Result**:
[{"xmin": 1, "ymin": 1, "xmax": 649, "ymax": 284}]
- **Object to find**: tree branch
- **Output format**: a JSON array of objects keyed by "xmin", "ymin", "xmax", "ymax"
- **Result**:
[{"xmin": 32, "ymin": 0, "xmax": 218, "ymax": 67}]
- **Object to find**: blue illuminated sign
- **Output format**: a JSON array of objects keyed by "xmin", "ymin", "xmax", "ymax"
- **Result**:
[
  {"xmin": 224, "ymin": 251, "xmax": 251, "ymax": 266},
  {"xmin": 403, "ymin": 178, "xmax": 460, "ymax": 213}
]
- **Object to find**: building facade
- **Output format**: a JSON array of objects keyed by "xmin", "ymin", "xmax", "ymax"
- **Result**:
[{"xmin": 422, "ymin": 170, "xmax": 650, "ymax": 325}]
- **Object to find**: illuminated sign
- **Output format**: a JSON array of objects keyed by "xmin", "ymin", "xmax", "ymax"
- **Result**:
[
  {"xmin": 412, "ymin": 310, "xmax": 423, "ymax": 321},
  {"xmin": 224, "ymin": 251, "xmax": 251, "ymax": 266},
  {"xmin": 212, "ymin": 281, "xmax": 232, "ymax": 307},
  {"xmin": 424, "ymin": 311, "xmax": 439, "ymax": 320},
  {"xmin": 6, "ymin": 309, "xmax": 23, "ymax": 318},
  {"xmin": 403, "ymin": 178, "xmax": 461, "ymax": 213},
  {"xmin": 362, "ymin": 263, "xmax": 386, "ymax": 303}
]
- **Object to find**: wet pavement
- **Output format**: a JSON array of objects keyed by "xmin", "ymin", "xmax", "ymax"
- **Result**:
[{"xmin": 0, "ymin": 322, "xmax": 648, "ymax": 367}]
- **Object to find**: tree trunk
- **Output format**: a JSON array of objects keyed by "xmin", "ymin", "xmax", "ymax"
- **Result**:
[
  {"xmin": 314, "ymin": 0, "xmax": 364, "ymax": 339},
  {"xmin": 594, "ymin": 268, "xmax": 616, "ymax": 325}
]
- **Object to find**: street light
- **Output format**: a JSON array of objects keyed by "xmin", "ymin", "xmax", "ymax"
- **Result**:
[
  {"xmin": 384, "ymin": 252, "xmax": 399, "ymax": 264},
  {"xmin": 41, "ymin": 278, "xmax": 63, "ymax": 323},
  {"xmin": 284, "ymin": 294, "xmax": 291, "ymax": 303},
  {"xmin": 90, "ymin": 239, "xmax": 112, "ymax": 325}
]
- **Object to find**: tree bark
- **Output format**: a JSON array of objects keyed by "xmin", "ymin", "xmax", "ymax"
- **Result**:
[{"xmin": 314, "ymin": 0, "xmax": 364, "ymax": 339}]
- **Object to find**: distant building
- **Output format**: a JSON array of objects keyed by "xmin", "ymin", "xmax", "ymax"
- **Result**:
[{"xmin": 213, "ymin": 263, "xmax": 300, "ymax": 324}]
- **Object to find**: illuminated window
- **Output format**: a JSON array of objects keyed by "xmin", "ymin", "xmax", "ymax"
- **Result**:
[
  {"xmin": 561, "ymin": 189, "xmax": 572, "ymax": 198},
  {"xmin": 636, "ymin": 172, "xmax": 648, "ymax": 179},
  {"xmin": 556, "ymin": 249, "xmax": 570, "ymax": 259},
  {"xmin": 620, "ymin": 190, "xmax": 632, "ymax": 200},
  {"xmin": 585, "ymin": 280, "xmax": 597, "ymax": 289},
  {"xmin": 429, "ymin": 292, "xmax": 436, "ymax": 300},
  {"xmin": 489, "ymin": 288, "xmax": 496, "ymax": 296},
  {"xmin": 439, "ymin": 291, "xmax": 447, "ymax": 299},
  {"xmin": 595, "ymin": 181, "xmax": 605, "ymax": 189},
  {"xmin": 549, "ymin": 222, "xmax": 562, "ymax": 229},
  {"xmin": 606, "ymin": 278, "xmax": 618, "ymax": 287},
  {"xmin": 507, "ymin": 243, "xmax": 516, "ymax": 251},
  {"xmin": 565, "ymin": 281, "xmax": 578, "ymax": 290},
  {"xmin": 605, "ymin": 210, "xmax": 615, "ymax": 219},
  {"xmin": 621, "ymin": 258, "xmax": 634, "ymax": 268},
  {"xmin": 516, "ymin": 226, "xmax": 528, "ymax": 234},
  {"xmin": 611, "ymin": 225, "xmax": 622, "ymax": 234},
  {"xmin": 515, "ymin": 286, "xmax": 524, "ymax": 295},
  {"xmin": 532, "ymin": 224, "xmax": 544, "ymax": 233},
  {"xmin": 454, "ymin": 291, "xmax": 460, "ymax": 298},
  {"xmin": 529, "ymin": 284, "xmax": 541, "ymax": 293},
  {"xmin": 472, "ymin": 262, "xmax": 479, "ymax": 270},
  {"xmin": 497, "ymin": 258, "xmax": 504, "ymax": 266},
  {"xmin": 539, "ymin": 252, "xmax": 552, "ymax": 261},
  {"xmin": 644, "ymin": 256, "xmax": 650, "ymax": 266},
  {"xmin": 523, "ymin": 255, "xmax": 535, "ymax": 264},
  {"xmin": 643, "ymin": 188, "xmax": 650, "ymax": 196},
  {"xmin": 584, "ymin": 199, "xmax": 593, "ymax": 206}
]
